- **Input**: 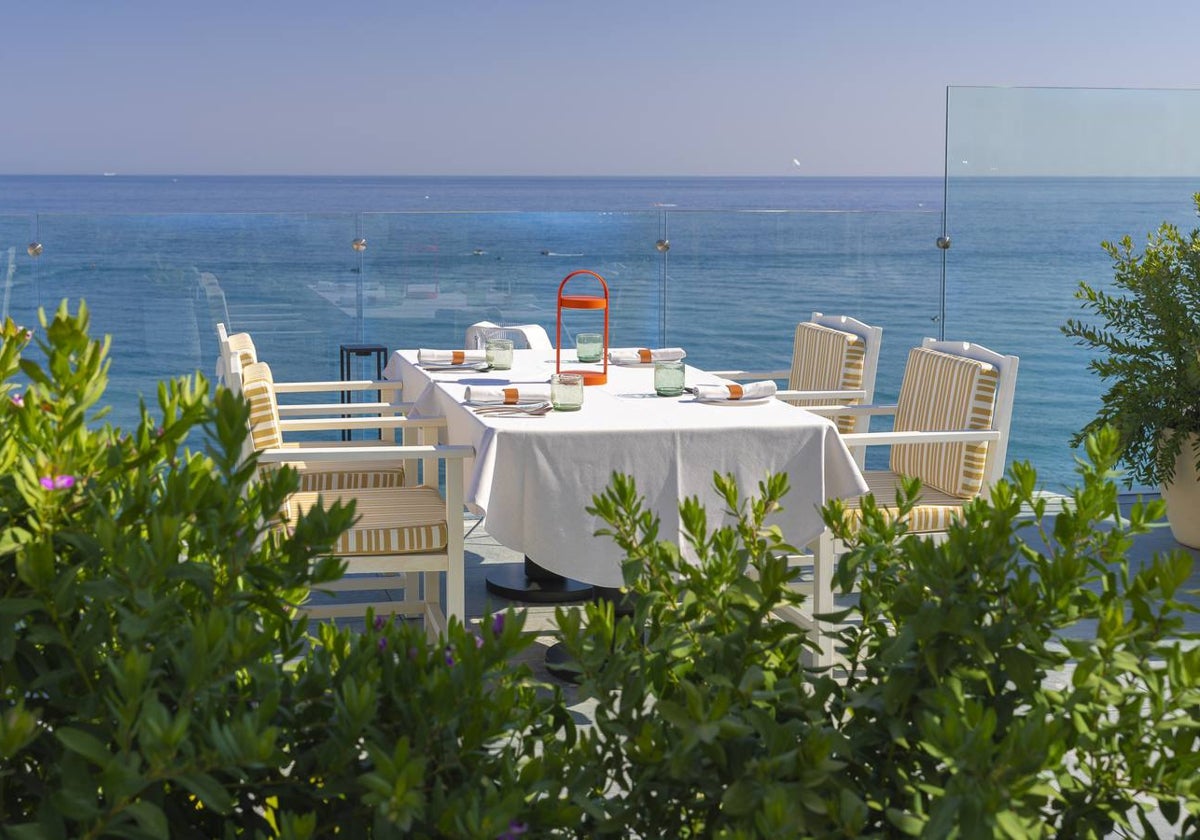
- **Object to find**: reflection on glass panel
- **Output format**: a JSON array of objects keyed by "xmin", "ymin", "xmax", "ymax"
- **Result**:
[
  {"xmin": 1, "ymin": 216, "xmax": 36, "ymax": 329},
  {"xmin": 945, "ymin": 87, "xmax": 1200, "ymax": 491},
  {"xmin": 27, "ymin": 214, "xmax": 359, "ymax": 429},
  {"xmin": 359, "ymin": 212, "xmax": 662, "ymax": 350},
  {"xmin": 664, "ymin": 209, "xmax": 942, "ymax": 396}
]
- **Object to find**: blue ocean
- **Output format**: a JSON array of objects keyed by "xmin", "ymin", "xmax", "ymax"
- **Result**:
[{"xmin": 3, "ymin": 174, "xmax": 1199, "ymax": 493}]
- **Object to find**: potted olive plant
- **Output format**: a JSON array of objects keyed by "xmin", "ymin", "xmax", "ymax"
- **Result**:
[{"xmin": 1063, "ymin": 192, "xmax": 1200, "ymax": 547}]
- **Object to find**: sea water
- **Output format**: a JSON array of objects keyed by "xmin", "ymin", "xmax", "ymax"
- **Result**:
[{"xmin": 2, "ymin": 174, "xmax": 1198, "ymax": 493}]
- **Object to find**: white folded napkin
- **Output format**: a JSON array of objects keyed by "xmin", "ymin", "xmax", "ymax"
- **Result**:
[
  {"xmin": 693, "ymin": 380, "xmax": 778, "ymax": 401},
  {"xmin": 608, "ymin": 347, "xmax": 687, "ymax": 364},
  {"xmin": 464, "ymin": 384, "xmax": 553, "ymax": 404},
  {"xmin": 418, "ymin": 348, "xmax": 486, "ymax": 365}
]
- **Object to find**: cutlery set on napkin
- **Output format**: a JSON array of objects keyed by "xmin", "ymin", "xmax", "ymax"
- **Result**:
[
  {"xmin": 417, "ymin": 348, "xmax": 489, "ymax": 370},
  {"xmin": 464, "ymin": 384, "xmax": 553, "ymax": 416},
  {"xmin": 607, "ymin": 347, "xmax": 687, "ymax": 365},
  {"xmin": 691, "ymin": 380, "xmax": 778, "ymax": 402}
]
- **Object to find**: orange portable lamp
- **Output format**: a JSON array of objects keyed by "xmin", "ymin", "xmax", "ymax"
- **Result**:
[{"xmin": 555, "ymin": 269, "xmax": 609, "ymax": 385}]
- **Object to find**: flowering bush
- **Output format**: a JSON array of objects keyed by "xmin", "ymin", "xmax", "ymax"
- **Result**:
[
  {"xmin": 3, "ymin": 302, "xmax": 1197, "ymax": 838},
  {"xmin": 0, "ymin": 303, "xmax": 574, "ymax": 838}
]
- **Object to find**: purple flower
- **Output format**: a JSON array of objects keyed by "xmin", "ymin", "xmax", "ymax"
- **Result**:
[
  {"xmin": 377, "ymin": 637, "xmax": 388, "ymax": 652},
  {"xmin": 444, "ymin": 646, "xmax": 456, "ymax": 667},
  {"xmin": 10, "ymin": 394, "xmax": 23, "ymax": 408},
  {"xmin": 374, "ymin": 615, "xmax": 387, "ymax": 631},
  {"xmin": 39, "ymin": 474, "xmax": 76, "ymax": 491},
  {"xmin": 491, "ymin": 613, "xmax": 506, "ymax": 636},
  {"xmin": 498, "ymin": 821, "xmax": 528, "ymax": 839},
  {"xmin": 407, "ymin": 646, "xmax": 419, "ymax": 662},
  {"xmin": 474, "ymin": 633, "xmax": 484, "ymax": 649}
]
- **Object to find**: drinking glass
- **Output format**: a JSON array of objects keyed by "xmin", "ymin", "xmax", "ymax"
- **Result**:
[
  {"xmin": 576, "ymin": 332, "xmax": 603, "ymax": 363},
  {"xmin": 550, "ymin": 372, "xmax": 584, "ymax": 411},
  {"xmin": 654, "ymin": 360, "xmax": 685, "ymax": 396},
  {"xmin": 485, "ymin": 338, "xmax": 513, "ymax": 370}
]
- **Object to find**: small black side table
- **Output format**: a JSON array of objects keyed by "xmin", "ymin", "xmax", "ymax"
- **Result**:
[{"xmin": 339, "ymin": 343, "xmax": 387, "ymax": 441}]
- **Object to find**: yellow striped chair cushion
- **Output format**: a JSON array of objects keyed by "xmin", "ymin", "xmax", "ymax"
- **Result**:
[
  {"xmin": 890, "ymin": 347, "xmax": 1000, "ymax": 499},
  {"xmin": 240, "ymin": 362, "xmax": 283, "ymax": 451},
  {"xmin": 829, "ymin": 469, "xmax": 969, "ymax": 534},
  {"xmin": 296, "ymin": 468, "xmax": 405, "ymax": 492},
  {"xmin": 287, "ymin": 486, "xmax": 448, "ymax": 554},
  {"xmin": 782, "ymin": 322, "xmax": 866, "ymax": 434},
  {"xmin": 226, "ymin": 333, "xmax": 258, "ymax": 370}
]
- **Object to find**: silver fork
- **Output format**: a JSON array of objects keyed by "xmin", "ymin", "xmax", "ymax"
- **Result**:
[{"xmin": 472, "ymin": 402, "xmax": 553, "ymax": 417}]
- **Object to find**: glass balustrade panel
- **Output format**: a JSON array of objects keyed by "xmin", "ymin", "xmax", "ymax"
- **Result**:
[
  {"xmin": 359, "ymin": 211, "xmax": 663, "ymax": 351},
  {"xmin": 664, "ymin": 208, "xmax": 942, "ymax": 471},
  {"xmin": 23, "ymin": 213, "xmax": 359, "ymax": 429},
  {"xmin": 944, "ymin": 86, "xmax": 1200, "ymax": 492}
]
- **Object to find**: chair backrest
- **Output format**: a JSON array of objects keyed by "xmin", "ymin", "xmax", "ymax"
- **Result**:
[
  {"xmin": 200, "ymin": 275, "xmax": 232, "ymax": 331},
  {"xmin": 465, "ymin": 321, "xmax": 553, "ymax": 351},
  {"xmin": 237, "ymin": 360, "xmax": 408, "ymax": 492},
  {"xmin": 784, "ymin": 312, "xmax": 883, "ymax": 434},
  {"xmin": 215, "ymin": 327, "xmax": 258, "ymax": 388},
  {"xmin": 891, "ymin": 338, "xmax": 1019, "ymax": 498}
]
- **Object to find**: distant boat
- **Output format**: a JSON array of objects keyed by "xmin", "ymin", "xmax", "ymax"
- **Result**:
[{"xmin": 102, "ymin": 172, "xmax": 117, "ymax": 177}]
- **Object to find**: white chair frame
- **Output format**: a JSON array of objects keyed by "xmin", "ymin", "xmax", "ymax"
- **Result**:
[
  {"xmin": 465, "ymin": 321, "xmax": 553, "ymax": 351},
  {"xmin": 215, "ymin": 323, "xmax": 409, "ymax": 425},
  {"xmin": 239, "ymin": 361, "xmax": 474, "ymax": 635},
  {"xmin": 781, "ymin": 337, "xmax": 1019, "ymax": 667}
]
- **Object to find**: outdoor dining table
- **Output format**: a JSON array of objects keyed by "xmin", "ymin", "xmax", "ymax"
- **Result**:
[{"xmin": 383, "ymin": 348, "xmax": 868, "ymax": 591}]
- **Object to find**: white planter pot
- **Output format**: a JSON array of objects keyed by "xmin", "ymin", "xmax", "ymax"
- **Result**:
[{"xmin": 1160, "ymin": 433, "xmax": 1200, "ymax": 549}]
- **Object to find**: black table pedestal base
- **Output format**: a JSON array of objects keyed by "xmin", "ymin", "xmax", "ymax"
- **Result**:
[{"xmin": 485, "ymin": 557, "xmax": 593, "ymax": 604}]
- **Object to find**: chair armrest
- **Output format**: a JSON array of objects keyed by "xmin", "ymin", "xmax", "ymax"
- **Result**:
[
  {"xmin": 258, "ymin": 444, "xmax": 474, "ymax": 465},
  {"xmin": 776, "ymin": 388, "xmax": 867, "ymax": 402},
  {"xmin": 278, "ymin": 416, "xmax": 443, "ymax": 434},
  {"xmin": 840, "ymin": 429, "xmax": 1001, "ymax": 447},
  {"xmin": 277, "ymin": 402, "xmax": 413, "ymax": 418},
  {"xmin": 706, "ymin": 369, "xmax": 790, "ymax": 381},
  {"xmin": 273, "ymin": 379, "xmax": 402, "ymax": 396},
  {"xmin": 803, "ymin": 402, "xmax": 898, "ymax": 417}
]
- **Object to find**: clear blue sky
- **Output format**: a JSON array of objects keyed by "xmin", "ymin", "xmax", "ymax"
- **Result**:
[{"xmin": 5, "ymin": 0, "xmax": 1199, "ymax": 176}]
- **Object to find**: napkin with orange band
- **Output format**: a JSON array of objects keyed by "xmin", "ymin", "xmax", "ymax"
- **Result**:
[
  {"xmin": 607, "ymin": 347, "xmax": 687, "ymax": 365},
  {"xmin": 464, "ymin": 384, "xmax": 553, "ymax": 404},
  {"xmin": 692, "ymin": 380, "xmax": 778, "ymax": 401},
  {"xmin": 418, "ymin": 348, "xmax": 486, "ymax": 365}
]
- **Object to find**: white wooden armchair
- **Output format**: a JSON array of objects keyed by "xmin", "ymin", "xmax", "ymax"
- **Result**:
[
  {"xmin": 780, "ymin": 338, "xmax": 1020, "ymax": 666},
  {"xmin": 215, "ymin": 323, "xmax": 407, "ymax": 424},
  {"xmin": 465, "ymin": 321, "xmax": 553, "ymax": 351},
  {"xmin": 710, "ymin": 312, "xmax": 883, "ymax": 441},
  {"xmin": 239, "ymin": 360, "xmax": 471, "ymax": 635}
]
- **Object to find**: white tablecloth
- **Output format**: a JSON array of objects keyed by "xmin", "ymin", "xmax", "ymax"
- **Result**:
[{"xmin": 384, "ymin": 349, "xmax": 867, "ymax": 588}]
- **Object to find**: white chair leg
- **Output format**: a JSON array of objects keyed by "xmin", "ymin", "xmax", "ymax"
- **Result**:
[{"xmin": 444, "ymin": 457, "xmax": 466, "ymax": 626}]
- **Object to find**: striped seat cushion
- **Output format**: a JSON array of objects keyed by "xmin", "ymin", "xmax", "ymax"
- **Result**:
[
  {"xmin": 287, "ymin": 485, "xmax": 448, "ymax": 554},
  {"xmin": 295, "ymin": 468, "xmax": 405, "ymax": 492},
  {"xmin": 890, "ymin": 347, "xmax": 1000, "ymax": 499},
  {"xmin": 781, "ymin": 322, "xmax": 866, "ymax": 434},
  {"xmin": 263, "ymin": 464, "xmax": 407, "ymax": 492},
  {"xmin": 830, "ymin": 470, "xmax": 969, "ymax": 534}
]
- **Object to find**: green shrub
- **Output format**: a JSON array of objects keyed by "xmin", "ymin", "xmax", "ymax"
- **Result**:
[
  {"xmin": 825, "ymin": 429, "xmax": 1200, "ymax": 837},
  {"xmin": 0, "ymin": 303, "xmax": 576, "ymax": 838},
  {"xmin": 3, "ymin": 302, "xmax": 1197, "ymax": 838},
  {"xmin": 561, "ymin": 427, "xmax": 1199, "ymax": 838}
]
